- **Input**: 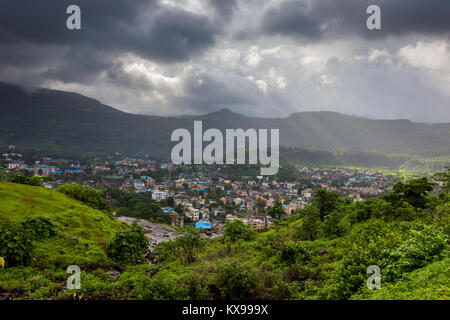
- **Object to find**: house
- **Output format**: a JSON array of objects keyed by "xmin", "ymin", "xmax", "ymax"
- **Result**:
[
  {"xmin": 186, "ymin": 207, "xmax": 200, "ymax": 221},
  {"xmin": 152, "ymin": 190, "xmax": 168, "ymax": 201},
  {"xmin": 171, "ymin": 214, "xmax": 184, "ymax": 227}
]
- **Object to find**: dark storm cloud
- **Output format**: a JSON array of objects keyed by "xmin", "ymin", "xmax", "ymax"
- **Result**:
[
  {"xmin": 138, "ymin": 8, "xmax": 218, "ymax": 62},
  {"xmin": 0, "ymin": 0, "xmax": 219, "ymax": 61},
  {"xmin": 174, "ymin": 72, "xmax": 250, "ymax": 114},
  {"xmin": 262, "ymin": 1, "xmax": 322, "ymax": 41},
  {"xmin": 260, "ymin": 0, "xmax": 450, "ymax": 41},
  {"xmin": 0, "ymin": 0, "xmax": 221, "ymax": 85},
  {"xmin": 208, "ymin": 0, "xmax": 238, "ymax": 20},
  {"xmin": 41, "ymin": 48, "xmax": 114, "ymax": 83}
]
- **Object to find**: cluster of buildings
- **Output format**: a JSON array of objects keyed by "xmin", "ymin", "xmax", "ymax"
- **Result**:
[{"xmin": 1, "ymin": 153, "xmax": 400, "ymax": 231}]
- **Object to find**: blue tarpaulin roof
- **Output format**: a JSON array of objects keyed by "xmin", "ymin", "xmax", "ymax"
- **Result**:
[{"xmin": 195, "ymin": 221, "xmax": 211, "ymax": 229}]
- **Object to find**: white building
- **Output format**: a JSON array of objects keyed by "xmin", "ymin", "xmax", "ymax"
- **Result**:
[{"xmin": 152, "ymin": 190, "xmax": 168, "ymax": 202}]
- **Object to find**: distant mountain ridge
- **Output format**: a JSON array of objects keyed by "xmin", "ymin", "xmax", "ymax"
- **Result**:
[{"xmin": 0, "ymin": 82, "xmax": 449, "ymax": 172}]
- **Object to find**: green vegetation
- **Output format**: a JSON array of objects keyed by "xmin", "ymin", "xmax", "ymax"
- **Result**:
[
  {"xmin": 0, "ymin": 169, "xmax": 448, "ymax": 300},
  {"xmin": 106, "ymin": 188, "xmax": 171, "ymax": 225},
  {"xmin": 6, "ymin": 173, "xmax": 44, "ymax": 186},
  {"xmin": 56, "ymin": 183, "xmax": 111, "ymax": 212},
  {"xmin": 223, "ymin": 220, "xmax": 255, "ymax": 242},
  {"xmin": 0, "ymin": 182, "xmax": 124, "ymax": 272},
  {"xmin": 107, "ymin": 223, "xmax": 149, "ymax": 263}
]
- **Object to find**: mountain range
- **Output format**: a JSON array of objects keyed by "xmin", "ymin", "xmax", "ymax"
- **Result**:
[{"xmin": 1, "ymin": 82, "xmax": 449, "ymax": 172}]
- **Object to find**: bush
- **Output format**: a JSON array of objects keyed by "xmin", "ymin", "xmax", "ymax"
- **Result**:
[
  {"xmin": 214, "ymin": 260, "xmax": 260, "ymax": 299},
  {"xmin": 20, "ymin": 216, "xmax": 57, "ymax": 240},
  {"xmin": 10, "ymin": 174, "xmax": 43, "ymax": 186},
  {"xmin": 295, "ymin": 205, "xmax": 320, "ymax": 240},
  {"xmin": 56, "ymin": 183, "xmax": 111, "ymax": 211},
  {"xmin": 348, "ymin": 198, "xmax": 395, "ymax": 223},
  {"xmin": 279, "ymin": 241, "xmax": 308, "ymax": 265},
  {"xmin": 134, "ymin": 274, "xmax": 189, "ymax": 300},
  {"xmin": 223, "ymin": 220, "xmax": 255, "ymax": 242},
  {"xmin": 382, "ymin": 224, "xmax": 447, "ymax": 281},
  {"xmin": 174, "ymin": 228, "xmax": 204, "ymax": 266},
  {"xmin": 0, "ymin": 222, "xmax": 34, "ymax": 267},
  {"xmin": 321, "ymin": 212, "xmax": 346, "ymax": 238},
  {"xmin": 107, "ymin": 223, "xmax": 149, "ymax": 263}
]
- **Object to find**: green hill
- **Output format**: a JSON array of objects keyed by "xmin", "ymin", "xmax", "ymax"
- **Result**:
[{"xmin": 0, "ymin": 182, "xmax": 125, "ymax": 270}]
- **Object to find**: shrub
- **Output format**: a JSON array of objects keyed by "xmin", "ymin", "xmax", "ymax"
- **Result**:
[
  {"xmin": 56, "ymin": 183, "xmax": 111, "ymax": 211},
  {"xmin": 10, "ymin": 174, "xmax": 43, "ymax": 186},
  {"xmin": 382, "ymin": 224, "xmax": 447, "ymax": 281},
  {"xmin": 107, "ymin": 223, "xmax": 149, "ymax": 263},
  {"xmin": 20, "ymin": 216, "xmax": 57, "ymax": 240},
  {"xmin": 279, "ymin": 241, "xmax": 308, "ymax": 265},
  {"xmin": 134, "ymin": 274, "xmax": 189, "ymax": 300},
  {"xmin": 0, "ymin": 222, "xmax": 34, "ymax": 267},
  {"xmin": 214, "ymin": 260, "xmax": 260, "ymax": 299},
  {"xmin": 174, "ymin": 228, "xmax": 204, "ymax": 266},
  {"xmin": 295, "ymin": 205, "xmax": 320, "ymax": 240},
  {"xmin": 321, "ymin": 211, "xmax": 346, "ymax": 238},
  {"xmin": 348, "ymin": 198, "xmax": 395, "ymax": 223}
]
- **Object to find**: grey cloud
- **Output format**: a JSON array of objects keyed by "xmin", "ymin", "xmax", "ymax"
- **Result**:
[
  {"xmin": 259, "ymin": 0, "xmax": 450, "ymax": 42},
  {"xmin": 0, "ymin": 0, "xmax": 221, "ymax": 86},
  {"xmin": 208, "ymin": 0, "xmax": 238, "ymax": 20},
  {"xmin": 262, "ymin": 1, "xmax": 322, "ymax": 41}
]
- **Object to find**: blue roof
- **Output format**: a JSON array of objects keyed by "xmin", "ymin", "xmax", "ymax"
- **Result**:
[{"xmin": 195, "ymin": 221, "xmax": 211, "ymax": 229}]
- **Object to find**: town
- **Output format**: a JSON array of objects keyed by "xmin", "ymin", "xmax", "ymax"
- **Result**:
[{"xmin": 1, "ymin": 146, "xmax": 400, "ymax": 236}]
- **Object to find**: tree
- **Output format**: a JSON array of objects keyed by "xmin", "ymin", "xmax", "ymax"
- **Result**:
[
  {"xmin": 312, "ymin": 188, "xmax": 340, "ymax": 220},
  {"xmin": 223, "ymin": 220, "xmax": 254, "ymax": 242},
  {"xmin": 296, "ymin": 205, "xmax": 321, "ymax": 241},
  {"xmin": 107, "ymin": 223, "xmax": 150, "ymax": 263},
  {"xmin": 174, "ymin": 204, "xmax": 184, "ymax": 214},
  {"xmin": 384, "ymin": 177, "xmax": 436, "ymax": 210},
  {"xmin": 175, "ymin": 228, "xmax": 204, "ymax": 266},
  {"xmin": 167, "ymin": 196, "xmax": 175, "ymax": 207},
  {"xmin": 434, "ymin": 167, "xmax": 450, "ymax": 192},
  {"xmin": 268, "ymin": 201, "xmax": 284, "ymax": 219}
]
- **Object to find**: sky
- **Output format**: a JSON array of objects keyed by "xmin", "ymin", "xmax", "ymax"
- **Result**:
[{"xmin": 0, "ymin": 0, "xmax": 449, "ymax": 122}]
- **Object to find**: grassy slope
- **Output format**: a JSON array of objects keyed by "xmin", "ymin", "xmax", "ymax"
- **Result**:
[{"xmin": 0, "ymin": 182, "xmax": 125, "ymax": 270}]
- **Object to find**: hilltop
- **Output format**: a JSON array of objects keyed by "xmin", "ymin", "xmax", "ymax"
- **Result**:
[{"xmin": 0, "ymin": 182, "xmax": 124, "ymax": 277}]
